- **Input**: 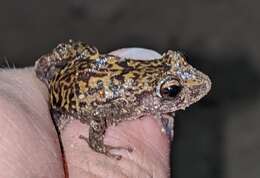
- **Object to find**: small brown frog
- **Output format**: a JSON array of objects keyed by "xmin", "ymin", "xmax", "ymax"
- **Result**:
[{"xmin": 35, "ymin": 40, "xmax": 211, "ymax": 160}]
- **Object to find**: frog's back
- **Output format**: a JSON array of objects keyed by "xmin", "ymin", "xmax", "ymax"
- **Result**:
[
  {"xmin": 37, "ymin": 40, "xmax": 170, "ymax": 118},
  {"xmin": 35, "ymin": 40, "xmax": 99, "ymax": 86},
  {"xmin": 34, "ymin": 40, "xmax": 100, "ymax": 115},
  {"xmin": 49, "ymin": 58, "xmax": 99, "ymax": 115}
]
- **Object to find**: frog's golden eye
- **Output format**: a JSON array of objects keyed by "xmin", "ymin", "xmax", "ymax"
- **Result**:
[{"xmin": 160, "ymin": 79, "xmax": 182, "ymax": 98}]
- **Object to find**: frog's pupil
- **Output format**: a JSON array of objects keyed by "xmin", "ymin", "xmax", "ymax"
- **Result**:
[{"xmin": 161, "ymin": 85, "xmax": 182, "ymax": 98}]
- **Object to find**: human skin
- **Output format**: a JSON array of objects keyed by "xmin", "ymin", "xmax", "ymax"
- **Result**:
[{"xmin": 0, "ymin": 49, "xmax": 170, "ymax": 178}]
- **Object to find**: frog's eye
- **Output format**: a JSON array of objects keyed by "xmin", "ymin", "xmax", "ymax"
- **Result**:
[{"xmin": 160, "ymin": 79, "xmax": 182, "ymax": 98}]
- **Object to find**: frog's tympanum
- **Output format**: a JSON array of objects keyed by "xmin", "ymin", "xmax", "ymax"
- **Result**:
[{"xmin": 35, "ymin": 40, "xmax": 211, "ymax": 160}]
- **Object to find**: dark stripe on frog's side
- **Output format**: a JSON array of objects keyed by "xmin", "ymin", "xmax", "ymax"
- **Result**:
[{"xmin": 50, "ymin": 87, "xmax": 62, "ymax": 108}]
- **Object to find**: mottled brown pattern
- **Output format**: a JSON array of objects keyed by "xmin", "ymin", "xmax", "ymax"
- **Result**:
[{"xmin": 35, "ymin": 40, "xmax": 211, "ymax": 159}]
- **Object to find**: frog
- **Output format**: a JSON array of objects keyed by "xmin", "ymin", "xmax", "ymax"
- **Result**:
[{"xmin": 35, "ymin": 40, "xmax": 211, "ymax": 160}]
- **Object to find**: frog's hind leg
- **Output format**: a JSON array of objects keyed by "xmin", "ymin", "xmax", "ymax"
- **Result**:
[{"xmin": 79, "ymin": 118, "xmax": 133, "ymax": 160}]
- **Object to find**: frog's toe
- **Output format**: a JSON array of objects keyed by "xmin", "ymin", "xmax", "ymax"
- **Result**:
[
  {"xmin": 104, "ymin": 144, "xmax": 133, "ymax": 160},
  {"xmin": 106, "ymin": 144, "xmax": 133, "ymax": 153},
  {"xmin": 105, "ymin": 151, "xmax": 122, "ymax": 160}
]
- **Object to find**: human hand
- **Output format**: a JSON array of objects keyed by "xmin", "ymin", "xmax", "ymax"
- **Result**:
[{"xmin": 0, "ymin": 48, "xmax": 170, "ymax": 178}]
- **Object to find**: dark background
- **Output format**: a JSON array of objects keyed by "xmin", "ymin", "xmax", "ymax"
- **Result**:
[{"xmin": 1, "ymin": 0, "xmax": 260, "ymax": 178}]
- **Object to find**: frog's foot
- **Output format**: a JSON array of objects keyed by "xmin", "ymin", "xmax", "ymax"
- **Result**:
[
  {"xmin": 79, "ymin": 135, "xmax": 133, "ymax": 160},
  {"xmin": 104, "ymin": 144, "xmax": 133, "ymax": 160}
]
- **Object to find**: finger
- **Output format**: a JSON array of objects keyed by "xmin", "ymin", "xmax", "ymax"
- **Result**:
[
  {"xmin": 62, "ymin": 48, "xmax": 170, "ymax": 178},
  {"xmin": 0, "ymin": 68, "xmax": 64, "ymax": 178}
]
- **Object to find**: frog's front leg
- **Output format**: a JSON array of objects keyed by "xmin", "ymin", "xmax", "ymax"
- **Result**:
[
  {"xmin": 156, "ymin": 113, "xmax": 175, "ymax": 140},
  {"xmin": 79, "ymin": 116, "xmax": 133, "ymax": 160}
]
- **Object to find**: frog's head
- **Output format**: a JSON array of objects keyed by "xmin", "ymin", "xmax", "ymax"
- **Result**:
[
  {"xmin": 35, "ymin": 40, "xmax": 99, "ymax": 87},
  {"xmin": 151, "ymin": 51, "xmax": 211, "ymax": 114}
]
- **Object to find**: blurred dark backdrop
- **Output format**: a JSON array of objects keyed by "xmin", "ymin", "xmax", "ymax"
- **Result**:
[{"xmin": 1, "ymin": 0, "xmax": 260, "ymax": 178}]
